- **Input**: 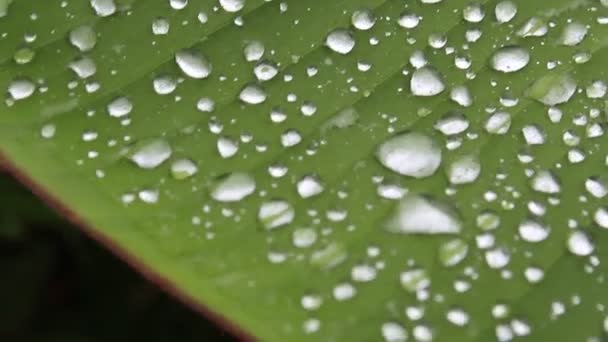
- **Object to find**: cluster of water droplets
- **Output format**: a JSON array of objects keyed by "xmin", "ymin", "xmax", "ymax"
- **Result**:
[{"xmin": 4, "ymin": 0, "xmax": 608, "ymax": 340}]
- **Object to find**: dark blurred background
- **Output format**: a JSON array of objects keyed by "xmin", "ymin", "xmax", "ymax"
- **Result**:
[{"xmin": 0, "ymin": 171, "xmax": 235, "ymax": 342}]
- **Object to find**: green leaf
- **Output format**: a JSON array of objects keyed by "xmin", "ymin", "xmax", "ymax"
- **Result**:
[{"xmin": 1, "ymin": 0, "xmax": 608, "ymax": 341}]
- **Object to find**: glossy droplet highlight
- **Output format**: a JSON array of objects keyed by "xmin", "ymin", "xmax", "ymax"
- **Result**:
[
  {"xmin": 376, "ymin": 132, "xmax": 442, "ymax": 178},
  {"xmin": 384, "ymin": 194, "xmax": 461, "ymax": 235}
]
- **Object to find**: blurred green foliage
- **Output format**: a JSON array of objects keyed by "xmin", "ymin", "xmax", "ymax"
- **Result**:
[{"xmin": 0, "ymin": 172, "xmax": 234, "ymax": 342}]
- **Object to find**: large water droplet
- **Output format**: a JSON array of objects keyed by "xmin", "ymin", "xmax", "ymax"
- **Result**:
[
  {"xmin": 210, "ymin": 172, "xmax": 256, "ymax": 202},
  {"xmin": 7, "ymin": 78, "xmax": 36, "ymax": 101},
  {"xmin": 69, "ymin": 25, "xmax": 97, "ymax": 52},
  {"xmin": 518, "ymin": 219, "xmax": 550, "ymax": 243},
  {"xmin": 526, "ymin": 73, "xmax": 577, "ymax": 106},
  {"xmin": 351, "ymin": 9, "xmax": 376, "ymax": 31},
  {"xmin": 107, "ymin": 97, "xmax": 133, "ymax": 117},
  {"xmin": 490, "ymin": 46, "xmax": 530, "ymax": 73},
  {"xmin": 239, "ymin": 84, "xmax": 266, "ymax": 104},
  {"xmin": 410, "ymin": 67, "xmax": 445, "ymax": 96},
  {"xmin": 531, "ymin": 170, "xmax": 561, "ymax": 194},
  {"xmin": 128, "ymin": 138, "xmax": 172, "ymax": 169},
  {"xmin": 219, "ymin": 0, "xmax": 245, "ymax": 12},
  {"xmin": 90, "ymin": 0, "xmax": 116, "ymax": 17},
  {"xmin": 258, "ymin": 199, "xmax": 295, "ymax": 230},
  {"xmin": 560, "ymin": 22, "xmax": 588, "ymax": 46},
  {"xmin": 175, "ymin": 49, "xmax": 212, "ymax": 79},
  {"xmin": 495, "ymin": 1, "xmax": 517, "ymax": 23},
  {"xmin": 376, "ymin": 132, "xmax": 442, "ymax": 178},
  {"xmin": 170, "ymin": 158, "xmax": 197, "ymax": 180},
  {"xmin": 325, "ymin": 29, "xmax": 355, "ymax": 55},
  {"xmin": 567, "ymin": 231, "xmax": 594, "ymax": 256},
  {"xmin": 384, "ymin": 194, "xmax": 461, "ymax": 235},
  {"xmin": 447, "ymin": 154, "xmax": 481, "ymax": 185}
]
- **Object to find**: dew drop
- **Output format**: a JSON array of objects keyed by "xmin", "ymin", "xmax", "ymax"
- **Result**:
[
  {"xmin": 490, "ymin": 46, "xmax": 530, "ymax": 73},
  {"xmin": 128, "ymin": 138, "xmax": 172, "ymax": 169},
  {"xmin": 567, "ymin": 231, "xmax": 594, "ymax": 256},
  {"xmin": 90, "ymin": 0, "xmax": 116, "ymax": 17},
  {"xmin": 495, "ymin": 1, "xmax": 517, "ymax": 23},
  {"xmin": 527, "ymin": 72, "xmax": 577, "ymax": 106},
  {"xmin": 560, "ymin": 22, "xmax": 588, "ymax": 46},
  {"xmin": 170, "ymin": 158, "xmax": 197, "ymax": 180},
  {"xmin": 531, "ymin": 170, "xmax": 561, "ymax": 194},
  {"xmin": 107, "ymin": 97, "xmax": 133, "ymax": 117},
  {"xmin": 518, "ymin": 219, "xmax": 550, "ymax": 243},
  {"xmin": 219, "ymin": 0, "xmax": 245, "ymax": 12},
  {"xmin": 258, "ymin": 199, "xmax": 295, "ymax": 230},
  {"xmin": 439, "ymin": 239, "xmax": 468, "ymax": 267},
  {"xmin": 7, "ymin": 78, "xmax": 36, "ymax": 101},
  {"xmin": 376, "ymin": 132, "xmax": 442, "ymax": 178},
  {"xmin": 384, "ymin": 194, "xmax": 461, "ymax": 235},
  {"xmin": 400, "ymin": 268, "xmax": 430, "ymax": 293},
  {"xmin": 175, "ymin": 49, "xmax": 212, "ymax": 79},
  {"xmin": 351, "ymin": 9, "xmax": 376, "ymax": 31},
  {"xmin": 69, "ymin": 25, "xmax": 97, "ymax": 52},
  {"xmin": 297, "ymin": 175, "xmax": 324, "ymax": 198},
  {"xmin": 447, "ymin": 154, "xmax": 481, "ymax": 185},
  {"xmin": 325, "ymin": 29, "xmax": 355, "ymax": 55},
  {"xmin": 210, "ymin": 172, "xmax": 255, "ymax": 203},
  {"xmin": 239, "ymin": 84, "xmax": 267, "ymax": 104},
  {"xmin": 410, "ymin": 67, "xmax": 445, "ymax": 96},
  {"xmin": 244, "ymin": 41, "xmax": 264, "ymax": 62}
]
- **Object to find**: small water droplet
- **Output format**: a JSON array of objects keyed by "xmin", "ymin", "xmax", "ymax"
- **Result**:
[
  {"xmin": 490, "ymin": 46, "xmax": 530, "ymax": 73},
  {"xmin": 128, "ymin": 138, "xmax": 172, "ymax": 169},
  {"xmin": 175, "ymin": 49, "xmax": 212, "ymax": 79},
  {"xmin": 325, "ymin": 29, "xmax": 355, "ymax": 55},
  {"xmin": 410, "ymin": 67, "xmax": 445, "ymax": 96},
  {"xmin": 258, "ymin": 199, "xmax": 295, "ymax": 230}
]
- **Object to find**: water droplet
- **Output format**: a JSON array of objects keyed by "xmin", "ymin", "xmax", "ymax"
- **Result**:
[
  {"xmin": 567, "ymin": 231, "xmax": 594, "ymax": 256},
  {"xmin": 531, "ymin": 170, "xmax": 561, "ymax": 194},
  {"xmin": 239, "ymin": 84, "xmax": 266, "ymax": 104},
  {"xmin": 217, "ymin": 136, "xmax": 239, "ymax": 158},
  {"xmin": 522, "ymin": 124, "xmax": 545, "ymax": 145},
  {"xmin": 351, "ymin": 9, "xmax": 375, "ymax": 31},
  {"xmin": 244, "ymin": 41, "xmax": 264, "ymax": 62},
  {"xmin": 463, "ymin": 2, "xmax": 485, "ymax": 23},
  {"xmin": 491, "ymin": 46, "xmax": 530, "ymax": 73},
  {"xmin": 384, "ymin": 194, "xmax": 461, "ymax": 235},
  {"xmin": 90, "ymin": 0, "xmax": 116, "ymax": 17},
  {"xmin": 153, "ymin": 75, "xmax": 177, "ymax": 95},
  {"xmin": 594, "ymin": 207, "xmax": 608, "ymax": 229},
  {"xmin": 376, "ymin": 132, "xmax": 442, "ymax": 178},
  {"xmin": 527, "ymin": 72, "xmax": 577, "ymax": 106},
  {"xmin": 517, "ymin": 17, "xmax": 548, "ymax": 37},
  {"xmin": 398, "ymin": 12, "xmax": 420, "ymax": 29},
  {"xmin": 325, "ymin": 29, "xmax": 355, "ymax": 55},
  {"xmin": 7, "ymin": 78, "xmax": 36, "ymax": 101},
  {"xmin": 485, "ymin": 247, "xmax": 510, "ymax": 268},
  {"xmin": 434, "ymin": 112, "xmax": 469, "ymax": 136},
  {"xmin": 196, "ymin": 97, "xmax": 215, "ymax": 113},
  {"xmin": 518, "ymin": 219, "xmax": 550, "ymax": 243},
  {"xmin": 585, "ymin": 177, "xmax": 607, "ymax": 198},
  {"xmin": 484, "ymin": 111, "xmax": 512, "ymax": 135},
  {"xmin": 128, "ymin": 138, "xmax": 172, "ymax": 169},
  {"xmin": 107, "ymin": 97, "xmax": 133, "ymax": 117},
  {"xmin": 170, "ymin": 158, "xmax": 197, "ymax": 180},
  {"xmin": 40, "ymin": 124, "xmax": 56, "ymax": 139},
  {"xmin": 352, "ymin": 264, "xmax": 377, "ymax": 282},
  {"xmin": 410, "ymin": 67, "xmax": 445, "ymax": 96},
  {"xmin": 301, "ymin": 293, "xmax": 322, "ymax": 311},
  {"xmin": 69, "ymin": 25, "xmax": 97, "ymax": 52},
  {"xmin": 254, "ymin": 60, "xmax": 278, "ymax": 82},
  {"xmin": 169, "ymin": 0, "xmax": 188, "ymax": 10},
  {"xmin": 210, "ymin": 172, "xmax": 256, "ymax": 202},
  {"xmin": 333, "ymin": 282, "xmax": 356, "ymax": 301},
  {"xmin": 13, "ymin": 47, "xmax": 35, "ymax": 65},
  {"xmin": 495, "ymin": 1, "xmax": 517, "ymax": 23},
  {"xmin": 175, "ymin": 49, "xmax": 212, "ymax": 79},
  {"xmin": 447, "ymin": 154, "xmax": 481, "ymax": 185},
  {"xmin": 138, "ymin": 189, "xmax": 159, "ymax": 204},
  {"xmin": 381, "ymin": 322, "xmax": 408, "ymax": 342},
  {"xmin": 446, "ymin": 308, "xmax": 469, "ymax": 326},
  {"xmin": 297, "ymin": 175, "xmax": 324, "ymax": 198},
  {"xmin": 219, "ymin": 0, "xmax": 245, "ymax": 12},
  {"xmin": 152, "ymin": 17, "xmax": 170, "ymax": 35},
  {"xmin": 439, "ymin": 239, "xmax": 468, "ymax": 267},
  {"xmin": 258, "ymin": 199, "xmax": 295, "ymax": 230},
  {"xmin": 69, "ymin": 57, "xmax": 97, "ymax": 79},
  {"xmin": 560, "ymin": 22, "xmax": 588, "ymax": 46},
  {"xmin": 586, "ymin": 80, "xmax": 607, "ymax": 99},
  {"xmin": 450, "ymin": 85, "xmax": 473, "ymax": 107},
  {"xmin": 309, "ymin": 242, "xmax": 348, "ymax": 271},
  {"xmin": 293, "ymin": 227, "xmax": 317, "ymax": 248}
]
